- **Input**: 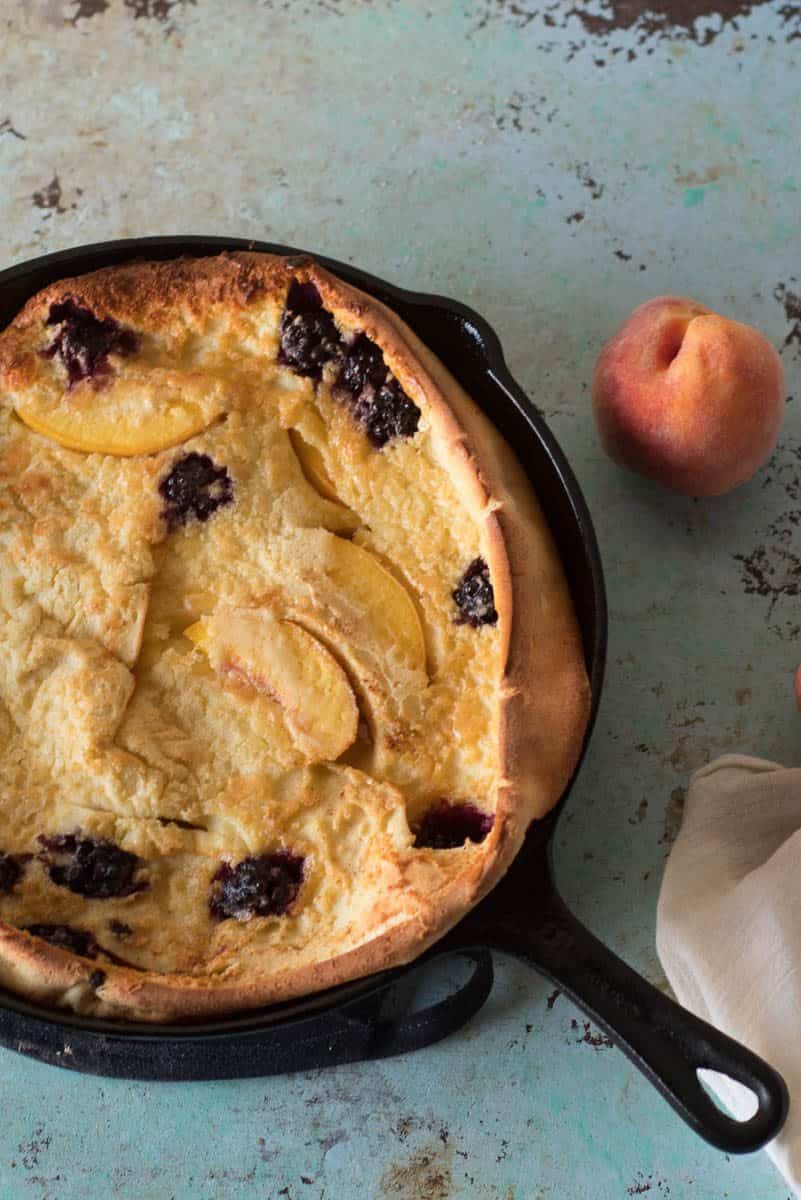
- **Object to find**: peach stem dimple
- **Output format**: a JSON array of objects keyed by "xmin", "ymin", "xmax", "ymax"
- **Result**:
[{"xmin": 659, "ymin": 318, "xmax": 691, "ymax": 369}]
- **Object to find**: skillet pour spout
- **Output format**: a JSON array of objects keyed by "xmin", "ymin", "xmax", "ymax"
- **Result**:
[{"xmin": 0, "ymin": 237, "xmax": 788, "ymax": 1154}]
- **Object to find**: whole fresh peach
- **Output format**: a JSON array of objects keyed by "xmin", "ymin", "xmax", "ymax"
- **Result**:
[{"xmin": 592, "ymin": 296, "xmax": 785, "ymax": 496}]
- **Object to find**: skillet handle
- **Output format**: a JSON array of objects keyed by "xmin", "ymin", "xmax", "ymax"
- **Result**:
[{"xmin": 469, "ymin": 887, "xmax": 788, "ymax": 1153}]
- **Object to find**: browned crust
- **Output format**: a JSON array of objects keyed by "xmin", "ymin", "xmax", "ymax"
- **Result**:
[{"xmin": 0, "ymin": 252, "xmax": 589, "ymax": 1021}]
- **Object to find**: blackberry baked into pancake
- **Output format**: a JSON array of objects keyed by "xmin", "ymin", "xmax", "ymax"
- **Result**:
[{"xmin": 0, "ymin": 253, "xmax": 589, "ymax": 1021}]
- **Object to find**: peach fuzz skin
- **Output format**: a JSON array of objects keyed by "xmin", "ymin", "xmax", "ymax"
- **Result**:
[{"xmin": 592, "ymin": 296, "xmax": 785, "ymax": 496}]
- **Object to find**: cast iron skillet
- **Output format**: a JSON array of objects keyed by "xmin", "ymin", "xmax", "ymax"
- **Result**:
[{"xmin": 0, "ymin": 238, "xmax": 788, "ymax": 1153}]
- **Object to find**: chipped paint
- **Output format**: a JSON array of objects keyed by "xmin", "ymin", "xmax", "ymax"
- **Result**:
[
  {"xmin": 570, "ymin": 1018, "xmax": 614, "ymax": 1049},
  {"xmin": 68, "ymin": 0, "xmax": 110, "ymax": 23},
  {"xmin": 493, "ymin": 90, "xmax": 560, "ymax": 134},
  {"xmin": 627, "ymin": 1174, "xmax": 674, "ymax": 1196},
  {"xmin": 734, "ymin": 538, "xmax": 801, "ymax": 611},
  {"xmin": 774, "ymin": 281, "xmax": 801, "ymax": 356},
  {"xmin": 574, "ymin": 162, "xmax": 604, "ymax": 199},
  {"xmin": 471, "ymin": 0, "xmax": 801, "ymax": 54},
  {"xmin": 124, "ymin": 0, "xmax": 196, "ymax": 22}
]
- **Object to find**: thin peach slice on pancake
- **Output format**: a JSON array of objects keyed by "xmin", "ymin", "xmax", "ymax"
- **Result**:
[
  {"xmin": 277, "ymin": 532, "xmax": 429, "ymax": 761},
  {"xmin": 14, "ymin": 368, "xmax": 227, "ymax": 456},
  {"xmin": 185, "ymin": 609, "xmax": 358, "ymax": 763}
]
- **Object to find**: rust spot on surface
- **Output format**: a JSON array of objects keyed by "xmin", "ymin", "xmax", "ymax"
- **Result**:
[
  {"xmin": 628, "ymin": 1175, "xmax": 673, "ymax": 1195},
  {"xmin": 380, "ymin": 1140, "xmax": 453, "ymax": 1199},
  {"xmin": 472, "ymin": 1, "xmax": 801, "ymax": 53},
  {"xmin": 69, "ymin": 0, "xmax": 110, "ymax": 22},
  {"xmin": 546, "ymin": 987, "xmax": 561, "ymax": 1009},
  {"xmin": 392, "ymin": 1116, "xmax": 417, "ymax": 1143},
  {"xmin": 32, "ymin": 176, "xmax": 68, "ymax": 215},
  {"xmin": 675, "ymin": 164, "xmax": 735, "ymax": 185},
  {"xmin": 124, "ymin": 0, "xmax": 196, "ymax": 22},
  {"xmin": 571, "ymin": 1018, "xmax": 613, "ymax": 1048},
  {"xmin": 494, "ymin": 90, "xmax": 560, "ymax": 133},
  {"xmin": 735, "ymin": 540, "xmax": 801, "ymax": 612},
  {"xmin": 18, "ymin": 1126, "xmax": 51, "ymax": 1170},
  {"xmin": 775, "ymin": 282, "xmax": 801, "ymax": 358},
  {"xmin": 760, "ymin": 441, "xmax": 801, "ymax": 500},
  {"xmin": 572, "ymin": 0, "xmax": 780, "ymax": 43},
  {"xmin": 575, "ymin": 163, "xmax": 603, "ymax": 199}
]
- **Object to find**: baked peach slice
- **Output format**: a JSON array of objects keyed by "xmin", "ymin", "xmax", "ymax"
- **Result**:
[
  {"xmin": 14, "ymin": 368, "xmax": 227, "ymax": 456},
  {"xmin": 184, "ymin": 609, "xmax": 358, "ymax": 762},
  {"xmin": 288, "ymin": 427, "xmax": 360, "ymax": 534},
  {"xmin": 288, "ymin": 428, "xmax": 342, "ymax": 505},
  {"xmin": 292, "ymin": 533, "xmax": 427, "ymax": 679},
  {"xmin": 279, "ymin": 532, "xmax": 429, "ymax": 758}
]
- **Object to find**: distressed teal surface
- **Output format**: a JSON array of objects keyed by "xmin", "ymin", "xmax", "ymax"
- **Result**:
[{"xmin": 1, "ymin": 1, "xmax": 801, "ymax": 1196}]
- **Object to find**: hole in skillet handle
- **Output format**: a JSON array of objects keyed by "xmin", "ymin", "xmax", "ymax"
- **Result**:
[
  {"xmin": 697, "ymin": 1069, "xmax": 759, "ymax": 1121},
  {"xmin": 445, "ymin": 866, "xmax": 789, "ymax": 1154}
]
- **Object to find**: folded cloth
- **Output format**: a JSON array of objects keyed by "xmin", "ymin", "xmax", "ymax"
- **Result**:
[{"xmin": 657, "ymin": 754, "xmax": 801, "ymax": 1191}]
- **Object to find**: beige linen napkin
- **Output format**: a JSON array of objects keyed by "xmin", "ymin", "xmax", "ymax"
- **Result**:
[{"xmin": 657, "ymin": 753, "xmax": 801, "ymax": 1190}]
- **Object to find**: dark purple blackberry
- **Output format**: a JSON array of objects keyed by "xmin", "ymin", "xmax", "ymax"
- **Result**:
[
  {"xmin": 209, "ymin": 852, "xmax": 305, "ymax": 922},
  {"xmin": 337, "ymin": 334, "xmax": 388, "ymax": 397},
  {"xmin": 413, "ymin": 802, "xmax": 494, "ymax": 850},
  {"xmin": 158, "ymin": 452, "xmax": 234, "ymax": 530},
  {"xmin": 353, "ymin": 378, "xmax": 420, "ymax": 448},
  {"xmin": 42, "ymin": 297, "xmax": 139, "ymax": 388},
  {"xmin": 453, "ymin": 558, "xmax": 497, "ymax": 627},
  {"xmin": 0, "ymin": 853, "xmax": 24, "ymax": 895},
  {"xmin": 333, "ymin": 333, "xmax": 420, "ymax": 448},
  {"xmin": 38, "ymin": 834, "xmax": 147, "ymax": 899},
  {"xmin": 278, "ymin": 281, "xmax": 343, "ymax": 379},
  {"xmin": 25, "ymin": 924, "xmax": 99, "ymax": 959}
]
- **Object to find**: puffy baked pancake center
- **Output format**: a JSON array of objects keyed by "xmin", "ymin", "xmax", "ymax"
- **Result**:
[{"xmin": 0, "ymin": 256, "xmax": 505, "ymax": 998}]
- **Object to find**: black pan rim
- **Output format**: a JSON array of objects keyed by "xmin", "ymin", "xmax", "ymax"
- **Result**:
[{"xmin": 0, "ymin": 235, "xmax": 607, "ymax": 1042}]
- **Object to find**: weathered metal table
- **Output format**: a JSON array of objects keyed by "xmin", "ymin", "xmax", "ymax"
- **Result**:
[{"xmin": 1, "ymin": 2, "xmax": 799, "ymax": 1196}]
